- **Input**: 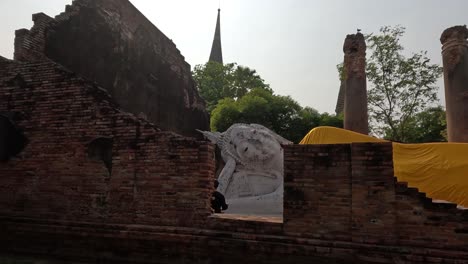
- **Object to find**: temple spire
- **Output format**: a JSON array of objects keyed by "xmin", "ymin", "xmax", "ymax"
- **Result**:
[{"xmin": 209, "ymin": 8, "xmax": 223, "ymax": 64}]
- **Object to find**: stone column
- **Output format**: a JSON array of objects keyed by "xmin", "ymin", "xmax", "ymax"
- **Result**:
[
  {"xmin": 441, "ymin": 25, "xmax": 468, "ymax": 142},
  {"xmin": 343, "ymin": 32, "xmax": 368, "ymax": 134}
]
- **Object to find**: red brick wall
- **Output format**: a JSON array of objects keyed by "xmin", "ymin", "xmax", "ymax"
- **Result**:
[
  {"xmin": 13, "ymin": 0, "xmax": 209, "ymax": 137},
  {"xmin": 14, "ymin": 13, "xmax": 53, "ymax": 62},
  {"xmin": 350, "ymin": 143, "xmax": 397, "ymax": 245},
  {"xmin": 283, "ymin": 144, "xmax": 352, "ymax": 241},
  {"xmin": 283, "ymin": 143, "xmax": 468, "ymax": 262},
  {"xmin": 1, "ymin": 59, "xmax": 468, "ymax": 262},
  {"xmin": 0, "ymin": 59, "xmax": 214, "ymax": 227},
  {"xmin": 282, "ymin": 143, "xmax": 396, "ymax": 243},
  {"xmin": 395, "ymin": 183, "xmax": 468, "ymax": 251}
]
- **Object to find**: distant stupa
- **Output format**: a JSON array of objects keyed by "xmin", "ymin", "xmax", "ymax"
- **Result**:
[{"xmin": 209, "ymin": 8, "xmax": 223, "ymax": 64}]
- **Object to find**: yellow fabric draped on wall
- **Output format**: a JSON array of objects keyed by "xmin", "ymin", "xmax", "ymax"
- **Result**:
[{"xmin": 300, "ymin": 126, "xmax": 468, "ymax": 207}]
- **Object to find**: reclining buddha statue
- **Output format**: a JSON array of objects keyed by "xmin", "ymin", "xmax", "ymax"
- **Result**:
[{"xmin": 198, "ymin": 124, "xmax": 292, "ymax": 215}]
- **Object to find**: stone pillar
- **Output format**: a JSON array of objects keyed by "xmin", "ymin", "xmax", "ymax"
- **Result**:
[
  {"xmin": 343, "ymin": 33, "xmax": 368, "ymax": 134},
  {"xmin": 440, "ymin": 26, "xmax": 468, "ymax": 142}
]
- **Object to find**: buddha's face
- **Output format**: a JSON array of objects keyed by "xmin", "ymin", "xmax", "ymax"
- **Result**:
[{"xmin": 228, "ymin": 126, "xmax": 281, "ymax": 164}]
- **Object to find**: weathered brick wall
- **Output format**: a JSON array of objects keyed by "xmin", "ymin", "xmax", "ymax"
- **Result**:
[
  {"xmin": 283, "ymin": 143, "xmax": 468, "ymax": 262},
  {"xmin": 13, "ymin": 0, "xmax": 209, "ymax": 137},
  {"xmin": 0, "ymin": 58, "xmax": 214, "ymax": 227},
  {"xmin": 395, "ymin": 183, "xmax": 468, "ymax": 252},
  {"xmin": 282, "ymin": 143, "xmax": 397, "ymax": 244},
  {"xmin": 14, "ymin": 13, "xmax": 53, "ymax": 62},
  {"xmin": 350, "ymin": 143, "xmax": 397, "ymax": 245},
  {"xmin": 1, "ymin": 64, "xmax": 468, "ymax": 263},
  {"xmin": 283, "ymin": 144, "xmax": 352, "ymax": 241}
]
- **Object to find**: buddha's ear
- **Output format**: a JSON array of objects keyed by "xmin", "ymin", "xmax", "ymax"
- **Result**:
[{"xmin": 196, "ymin": 129, "xmax": 222, "ymax": 144}]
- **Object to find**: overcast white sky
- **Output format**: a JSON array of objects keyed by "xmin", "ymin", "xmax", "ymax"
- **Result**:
[{"xmin": 1, "ymin": 0, "xmax": 467, "ymax": 113}]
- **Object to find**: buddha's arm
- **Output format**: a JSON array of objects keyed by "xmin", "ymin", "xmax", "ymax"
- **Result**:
[{"xmin": 217, "ymin": 157, "xmax": 236, "ymax": 194}]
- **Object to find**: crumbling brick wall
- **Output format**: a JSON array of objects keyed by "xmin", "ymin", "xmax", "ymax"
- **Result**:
[
  {"xmin": 283, "ymin": 143, "xmax": 468, "ymax": 262},
  {"xmin": 1, "ymin": 63, "xmax": 468, "ymax": 262},
  {"xmin": 283, "ymin": 144, "xmax": 352, "ymax": 241},
  {"xmin": 0, "ymin": 58, "xmax": 214, "ymax": 227},
  {"xmin": 283, "ymin": 143, "xmax": 398, "ymax": 244},
  {"xmin": 14, "ymin": 0, "xmax": 209, "ymax": 137}
]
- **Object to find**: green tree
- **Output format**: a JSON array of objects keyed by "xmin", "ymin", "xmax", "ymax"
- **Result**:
[
  {"xmin": 196, "ymin": 61, "xmax": 343, "ymax": 142},
  {"xmin": 390, "ymin": 106, "xmax": 447, "ymax": 143},
  {"xmin": 210, "ymin": 98, "xmax": 241, "ymax": 132},
  {"xmin": 336, "ymin": 62, "xmax": 345, "ymax": 81},
  {"xmin": 366, "ymin": 26, "xmax": 443, "ymax": 142},
  {"xmin": 211, "ymin": 88, "xmax": 300, "ymax": 138},
  {"xmin": 211, "ymin": 88, "xmax": 343, "ymax": 143},
  {"xmin": 285, "ymin": 107, "xmax": 320, "ymax": 143},
  {"xmin": 319, "ymin": 112, "xmax": 344, "ymax": 128},
  {"xmin": 193, "ymin": 61, "xmax": 271, "ymax": 112}
]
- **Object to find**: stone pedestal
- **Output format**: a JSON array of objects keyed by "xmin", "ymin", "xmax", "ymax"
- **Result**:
[
  {"xmin": 441, "ymin": 25, "xmax": 468, "ymax": 142},
  {"xmin": 343, "ymin": 33, "xmax": 368, "ymax": 135}
]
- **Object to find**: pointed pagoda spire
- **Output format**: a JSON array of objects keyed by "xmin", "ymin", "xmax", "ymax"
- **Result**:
[{"xmin": 209, "ymin": 8, "xmax": 223, "ymax": 64}]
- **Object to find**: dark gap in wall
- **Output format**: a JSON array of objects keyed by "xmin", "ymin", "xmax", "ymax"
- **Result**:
[
  {"xmin": 0, "ymin": 115, "xmax": 28, "ymax": 162},
  {"xmin": 87, "ymin": 137, "xmax": 113, "ymax": 175}
]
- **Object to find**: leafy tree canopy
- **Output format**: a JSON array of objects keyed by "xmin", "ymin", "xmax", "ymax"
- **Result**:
[
  {"xmin": 193, "ymin": 61, "xmax": 271, "ymax": 112},
  {"xmin": 385, "ymin": 106, "xmax": 447, "ymax": 143},
  {"xmin": 194, "ymin": 61, "xmax": 343, "ymax": 142},
  {"xmin": 365, "ymin": 25, "xmax": 443, "ymax": 142},
  {"xmin": 211, "ymin": 88, "xmax": 343, "ymax": 143}
]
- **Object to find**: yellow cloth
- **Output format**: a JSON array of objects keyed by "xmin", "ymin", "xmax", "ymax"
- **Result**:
[{"xmin": 300, "ymin": 126, "xmax": 468, "ymax": 207}]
